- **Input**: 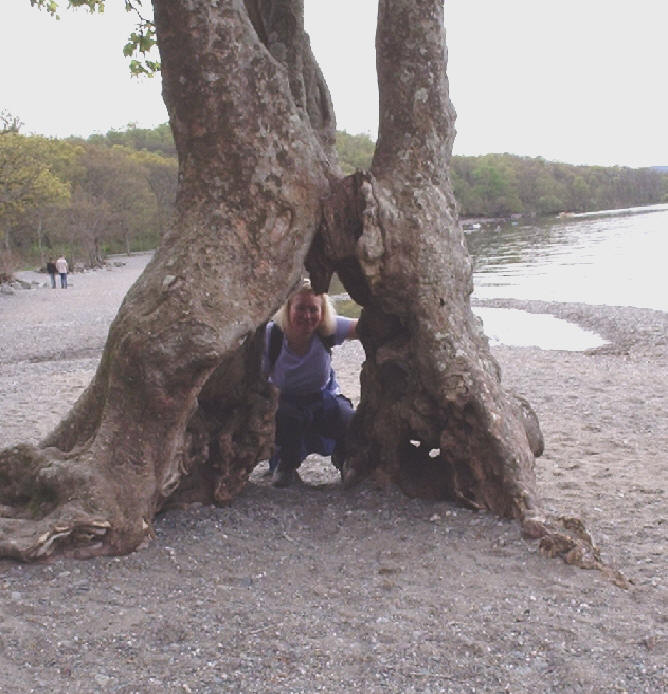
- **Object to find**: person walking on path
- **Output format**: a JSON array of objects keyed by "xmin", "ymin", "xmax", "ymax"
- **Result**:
[
  {"xmin": 55, "ymin": 255, "xmax": 68, "ymax": 289},
  {"xmin": 46, "ymin": 258, "xmax": 57, "ymax": 289}
]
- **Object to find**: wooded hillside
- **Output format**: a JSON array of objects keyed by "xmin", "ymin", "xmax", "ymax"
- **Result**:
[
  {"xmin": 338, "ymin": 132, "xmax": 668, "ymax": 217},
  {"xmin": 2, "ymin": 123, "xmax": 666, "ymax": 275}
]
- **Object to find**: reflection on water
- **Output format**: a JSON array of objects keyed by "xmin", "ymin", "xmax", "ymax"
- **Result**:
[
  {"xmin": 472, "ymin": 307, "xmax": 607, "ymax": 351},
  {"xmin": 466, "ymin": 203, "xmax": 668, "ymax": 312}
]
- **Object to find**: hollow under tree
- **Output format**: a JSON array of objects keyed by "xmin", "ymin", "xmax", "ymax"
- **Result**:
[{"xmin": 0, "ymin": 0, "xmax": 621, "ymax": 583}]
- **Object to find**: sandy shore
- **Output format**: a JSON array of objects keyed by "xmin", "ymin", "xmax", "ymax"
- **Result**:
[{"xmin": 0, "ymin": 255, "xmax": 666, "ymax": 693}]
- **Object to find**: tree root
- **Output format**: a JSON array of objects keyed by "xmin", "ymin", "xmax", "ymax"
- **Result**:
[
  {"xmin": 0, "ymin": 516, "xmax": 112, "ymax": 561},
  {"xmin": 523, "ymin": 515, "xmax": 630, "ymax": 589},
  {"xmin": 0, "ymin": 444, "xmax": 146, "ymax": 561}
]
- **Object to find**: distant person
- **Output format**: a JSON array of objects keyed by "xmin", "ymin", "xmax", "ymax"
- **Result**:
[
  {"xmin": 263, "ymin": 279, "xmax": 358, "ymax": 487},
  {"xmin": 55, "ymin": 255, "xmax": 68, "ymax": 289},
  {"xmin": 46, "ymin": 257, "xmax": 57, "ymax": 289}
]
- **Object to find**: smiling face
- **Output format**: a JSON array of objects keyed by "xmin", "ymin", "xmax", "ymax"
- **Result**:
[{"xmin": 287, "ymin": 291, "xmax": 323, "ymax": 339}]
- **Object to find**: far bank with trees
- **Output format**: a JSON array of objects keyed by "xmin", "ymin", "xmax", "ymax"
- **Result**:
[{"xmin": 2, "ymin": 119, "xmax": 667, "ymax": 276}]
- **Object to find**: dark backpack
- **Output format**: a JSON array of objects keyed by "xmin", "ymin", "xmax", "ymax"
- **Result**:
[{"xmin": 267, "ymin": 323, "xmax": 336, "ymax": 371}]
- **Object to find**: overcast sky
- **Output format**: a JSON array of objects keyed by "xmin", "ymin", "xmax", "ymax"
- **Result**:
[{"xmin": 2, "ymin": 0, "xmax": 667, "ymax": 167}]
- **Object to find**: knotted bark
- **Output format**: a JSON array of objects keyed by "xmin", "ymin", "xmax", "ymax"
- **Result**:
[{"xmin": 307, "ymin": 0, "xmax": 538, "ymax": 517}]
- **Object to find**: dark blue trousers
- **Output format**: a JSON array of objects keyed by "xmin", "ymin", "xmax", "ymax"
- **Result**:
[{"xmin": 270, "ymin": 389, "xmax": 354, "ymax": 472}]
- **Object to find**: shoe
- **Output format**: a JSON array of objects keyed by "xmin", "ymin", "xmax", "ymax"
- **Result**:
[
  {"xmin": 267, "ymin": 452, "xmax": 280, "ymax": 474},
  {"xmin": 331, "ymin": 447, "xmax": 345, "ymax": 479},
  {"xmin": 272, "ymin": 467, "xmax": 296, "ymax": 487},
  {"xmin": 331, "ymin": 446, "xmax": 343, "ymax": 469}
]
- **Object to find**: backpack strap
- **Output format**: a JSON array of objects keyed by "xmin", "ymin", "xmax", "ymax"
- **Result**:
[
  {"xmin": 267, "ymin": 323, "xmax": 335, "ymax": 371},
  {"xmin": 268, "ymin": 323, "xmax": 285, "ymax": 371}
]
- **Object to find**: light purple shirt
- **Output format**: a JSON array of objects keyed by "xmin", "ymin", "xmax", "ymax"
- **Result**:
[{"xmin": 265, "ymin": 317, "xmax": 354, "ymax": 396}]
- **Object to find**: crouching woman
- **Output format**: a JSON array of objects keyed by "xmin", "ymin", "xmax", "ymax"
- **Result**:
[{"xmin": 263, "ymin": 280, "xmax": 358, "ymax": 487}]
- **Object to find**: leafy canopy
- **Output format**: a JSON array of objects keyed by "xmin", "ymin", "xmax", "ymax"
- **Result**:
[
  {"xmin": 0, "ymin": 134, "xmax": 72, "ymax": 220},
  {"xmin": 29, "ymin": 0, "xmax": 159, "ymax": 75}
]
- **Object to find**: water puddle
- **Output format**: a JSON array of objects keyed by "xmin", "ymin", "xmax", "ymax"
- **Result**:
[
  {"xmin": 333, "ymin": 294, "xmax": 607, "ymax": 351},
  {"xmin": 472, "ymin": 307, "xmax": 608, "ymax": 351}
]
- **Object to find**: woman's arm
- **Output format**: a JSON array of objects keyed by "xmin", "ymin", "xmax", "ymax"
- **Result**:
[
  {"xmin": 332, "ymin": 316, "xmax": 359, "ymax": 344},
  {"xmin": 345, "ymin": 319, "xmax": 359, "ymax": 340}
]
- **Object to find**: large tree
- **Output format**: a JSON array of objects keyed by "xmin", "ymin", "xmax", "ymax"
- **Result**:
[{"xmin": 1, "ymin": 0, "xmax": 613, "ymax": 580}]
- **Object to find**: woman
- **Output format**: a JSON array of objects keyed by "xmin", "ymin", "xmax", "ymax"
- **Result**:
[{"xmin": 264, "ymin": 279, "xmax": 358, "ymax": 487}]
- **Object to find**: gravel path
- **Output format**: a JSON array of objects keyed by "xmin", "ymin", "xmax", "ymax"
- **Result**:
[{"xmin": 0, "ymin": 255, "xmax": 665, "ymax": 693}]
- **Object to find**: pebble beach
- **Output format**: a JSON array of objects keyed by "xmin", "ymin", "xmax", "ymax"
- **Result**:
[{"xmin": 0, "ymin": 253, "xmax": 666, "ymax": 693}]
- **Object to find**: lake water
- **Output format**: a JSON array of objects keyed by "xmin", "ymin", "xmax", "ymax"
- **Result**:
[{"xmin": 466, "ymin": 203, "xmax": 668, "ymax": 350}]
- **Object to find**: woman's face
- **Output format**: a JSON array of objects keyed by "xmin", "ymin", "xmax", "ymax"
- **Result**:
[{"xmin": 288, "ymin": 292, "xmax": 323, "ymax": 338}]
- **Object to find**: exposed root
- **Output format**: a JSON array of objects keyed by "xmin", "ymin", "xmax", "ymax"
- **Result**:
[
  {"xmin": 523, "ymin": 515, "xmax": 630, "ymax": 589},
  {"xmin": 0, "ymin": 443, "xmax": 147, "ymax": 561},
  {"xmin": 0, "ymin": 516, "xmax": 112, "ymax": 561}
]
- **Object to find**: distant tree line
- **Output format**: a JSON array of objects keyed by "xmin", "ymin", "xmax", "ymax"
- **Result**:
[
  {"xmin": 451, "ymin": 153, "xmax": 668, "ymax": 218},
  {"xmin": 2, "ymin": 119, "xmax": 667, "ymax": 275},
  {"xmin": 0, "ymin": 117, "xmax": 176, "ymax": 276},
  {"xmin": 337, "ymin": 131, "xmax": 668, "ymax": 218}
]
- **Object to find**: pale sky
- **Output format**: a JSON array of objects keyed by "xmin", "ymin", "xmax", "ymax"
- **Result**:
[{"xmin": 2, "ymin": 0, "xmax": 667, "ymax": 167}]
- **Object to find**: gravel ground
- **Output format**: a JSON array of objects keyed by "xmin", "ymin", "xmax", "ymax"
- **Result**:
[{"xmin": 0, "ymin": 254, "xmax": 666, "ymax": 693}]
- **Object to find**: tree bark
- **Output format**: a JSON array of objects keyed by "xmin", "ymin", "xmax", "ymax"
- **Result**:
[
  {"xmin": 307, "ymin": 0, "xmax": 539, "ymax": 518},
  {"xmin": 0, "ymin": 0, "xmax": 336, "ymax": 559},
  {"xmin": 0, "ymin": 0, "xmax": 616, "ymax": 581}
]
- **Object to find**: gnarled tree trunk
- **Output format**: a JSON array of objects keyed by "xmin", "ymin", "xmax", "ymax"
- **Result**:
[
  {"xmin": 307, "ymin": 0, "xmax": 540, "ymax": 519},
  {"xmin": 0, "ymin": 0, "xmax": 613, "ymax": 580}
]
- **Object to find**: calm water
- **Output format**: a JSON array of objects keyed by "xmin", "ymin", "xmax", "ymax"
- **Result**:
[
  {"xmin": 466, "ymin": 203, "xmax": 668, "ymax": 349},
  {"xmin": 334, "ymin": 203, "xmax": 666, "ymax": 349},
  {"xmin": 471, "ymin": 306, "xmax": 608, "ymax": 351},
  {"xmin": 466, "ymin": 203, "xmax": 668, "ymax": 312}
]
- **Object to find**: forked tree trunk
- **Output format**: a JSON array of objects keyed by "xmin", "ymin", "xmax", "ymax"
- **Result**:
[{"xmin": 0, "ymin": 0, "xmax": 617, "ymax": 581}]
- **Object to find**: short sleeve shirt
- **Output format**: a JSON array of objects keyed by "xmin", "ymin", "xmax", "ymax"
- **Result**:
[{"xmin": 265, "ymin": 317, "xmax": 354, "ymax": 396}]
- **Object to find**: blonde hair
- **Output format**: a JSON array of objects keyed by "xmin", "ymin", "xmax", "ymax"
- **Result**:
[{"xmin": 272, "ymin": 278, "xmax": 337, "ymax": 336}]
